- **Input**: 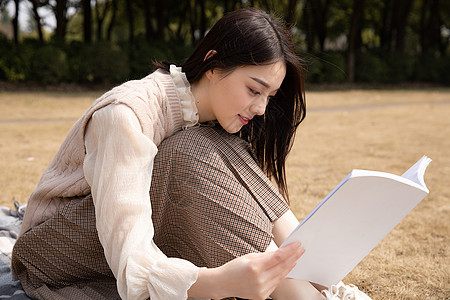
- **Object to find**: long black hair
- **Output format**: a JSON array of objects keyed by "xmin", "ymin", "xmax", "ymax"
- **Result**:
[{"xmin": 157, "ymin": 8, "xmax": 306, "ymax": 202}]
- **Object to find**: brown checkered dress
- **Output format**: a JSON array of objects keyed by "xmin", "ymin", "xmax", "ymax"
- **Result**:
[{"xmin": 12, "ymin": 125, "xmax": 289, "ymax": 299}]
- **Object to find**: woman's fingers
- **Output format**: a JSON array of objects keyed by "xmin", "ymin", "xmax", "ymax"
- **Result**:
[
  {"xmin": 259, "ymin": 241, "xmax": 304, "ymax": 271},
  {"xmin": 212, "ymin": 241, "xmax": 305, "ymax": 300},
  {"xmin": 243, "ymin": 242, "xmax": 305, "ymax": 298}
]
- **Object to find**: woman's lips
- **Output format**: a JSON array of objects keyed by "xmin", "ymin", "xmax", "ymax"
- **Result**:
[{"xmin": 239, "ymin": 115, "xmax": 251, "ymax": 125}]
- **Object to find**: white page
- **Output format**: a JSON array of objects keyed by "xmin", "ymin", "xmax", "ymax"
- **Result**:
[
  {"xmin": 401, "ymin": 155, "xmax": 432, "ymax": 191},
  {"xmin": 282, "ymin": 156, "xmax": 431, "ymax": 287}
]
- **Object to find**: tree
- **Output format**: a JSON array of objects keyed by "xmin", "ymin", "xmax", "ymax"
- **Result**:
[
  {"xmin": 286, "ymin": 0, "xmax": 298, "ymax": 28},
  {"xmin": 82, "ymin": 0, "xmax": 92, "ymax": 42},
  {"xmin": 125, "ymin": 0, "xmax": 134, "ymax": 41},
  {"xmin": 420, "ymin": 0, "xmax": 442, "ymax": 54},
  {"xmin": 2, "ymin": 0, "xmax": 449, "ymax": 84},
  {"xmin": 392, "ymin": 0, "xmax": 413, "ymax": 52},
  {"xmin": 312, "ymin": 0, "xmax": 331, "ymax": 52},
  {"xmin": 143, "ymin": 0, "xmax": 153, "ymax": 41},
  {"xmin": 347, "ymin": 0, "xmax": 365, "ymax": 82},
  {"xmin": 12, "ymin": 0, "xmax": 19, "ymax": 43},
  {"xmin": 95, "ymin": 0, "xmax": 112, "ymax": 40},
  {"xmin": 106, "ymin": 0, "xmax": 117, "ymax": 41},
  {"xmin": 54, "ymin": 0, "xmax": 68, "ymax": 40},
  {"xmin": 301, "ymin": 0, "xmax": 332, "ymax": 52},
  {"xmin": 155, "ymin": 0, "xmax": 165, "ymax": 40},
  {"xmin": 29, "ymin": 0, "xmax": 44, "ymax": 41}
]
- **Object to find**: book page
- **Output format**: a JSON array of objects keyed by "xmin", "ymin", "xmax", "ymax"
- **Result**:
[
  {"xmin": 283, "ymin": 156, "xmax": 431, "ymax": 287},
  {"xmin": 401, "ymin": 155, "xmax": 432, "ymax": 191}
]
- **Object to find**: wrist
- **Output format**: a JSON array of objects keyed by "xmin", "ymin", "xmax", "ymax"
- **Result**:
[{"xmin": 188, "ymin": 267, "xmax": 226, "ymax": 299}]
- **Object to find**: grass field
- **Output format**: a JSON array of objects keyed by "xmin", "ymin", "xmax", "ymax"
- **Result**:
[{"xmin": 0, "ymin": 88, "xmax": 449, "ymax": 299}]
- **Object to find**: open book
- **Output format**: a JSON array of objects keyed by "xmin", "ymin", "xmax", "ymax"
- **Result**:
[{"xmin": 282, "ymin": 155, "xmax": 432, "ymax": 287}]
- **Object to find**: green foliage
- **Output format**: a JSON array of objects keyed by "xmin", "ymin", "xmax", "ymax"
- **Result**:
[
  {"xmin": 67, "ymin": 41, "xmax": 130, "ymax": 83},
  {"xmin": 123, "ymin": 36, "xmax": 194, "ymax": 80},
  {"xmin": 353, "ymin": 51, "xmax": 450, "ymax": 84},
  {"xmin": 28, "ymin": 43, "xmax": 69, "ymax": 84},
  {"xmin": 1, "ymin": 37, "xmax": 448, "ymax": 85},
  {"xmin": 385, "ymin": 52, "xmax": 415, "ymax": 83},
  {"xmin": 124, "ymin": 37, "xmax": 172, "ymax": 79},
  {"xmin": 303, "ymin": 51, "xmax": 347, "ymax": 83},
  {"xmin": 1, "ymin": 0, "xmax": 448, "ymax": 85},
  {"xmin": 0, "ymin": 37, "xmax": 195, "ymax": 84},
  {"xmin": 414, "ymin": 52, "xmax": 450, "ymax": 84},
  {"xmin": 0, "ymin": 35, "xmax": 27, "ymax": 81},
  {"xmin": 355, "ymin": 51, "xmax": 389, "ymax": 83}
]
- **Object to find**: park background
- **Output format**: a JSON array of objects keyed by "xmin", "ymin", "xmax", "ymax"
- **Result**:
[
  {"xmin": 0, "ymin": 0, "xmax": 449, "ymax": 85},
  {"xmin": 0, "ymin": 0, "xmax": 449, "ymax": 299}
]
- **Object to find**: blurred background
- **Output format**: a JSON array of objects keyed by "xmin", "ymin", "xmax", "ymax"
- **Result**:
[
  {"xmin": 0, "ymin": 0, "xmax": 449, "ymax": 86},
  {"xmin": 0, "ymin": 2, "xmax": 448, "ymax": 298}
]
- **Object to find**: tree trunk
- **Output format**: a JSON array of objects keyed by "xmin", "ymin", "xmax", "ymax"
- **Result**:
[
  {"xmin": 95, "ymin": 1, "xmax": 102, "ymax": 40},
  {"xmin": 189, "ymin": 0, "xmax": 197, "ymax": 44},
  {"xmin": 389, "ymin": 0, "xmax": 401, "ymax": 51},
  {"xmin": 12, "ymin": 0, "xmax": 19, "ymax": 43},
  {"xmin": 426, "ymin": 0, "xmax": 440, "ymax": 53},
  {"xmin": 286, "ymin": 0, "xmax": 298, "ymax": 27},
  {"xmin": 419, "ymin": 0, "xmax": 427, "ymax": 53},
  {"xmin": 106, "ymin": 0, "xmax": 117, "ymax": 41},
  {"xmin": 198, "ymin": 0, "xmax": 206, "ymax": 39},
  {"xmin": 419, "ymin": 0, "xmax": 440, "ymax": 53},
  {"xmin": 82, "ymin": 0, "xmax": 92, "ymax": 43},
  {"xmin": 126, "ymin": 0, "xmax": 134, "ymax": 42},
  {"xmin": 347, "ymin": 0, "xmax": 365, "ymax": 83},
  {"xmin": 302, "ymin": 0, "xmax": 315, "ymax": 51},
  {"xmin": 223, "ymin": 0, "xmax": 229, "ymax": 12},
  {"xmin": 394, "ymin": 0, "xmax": 413, "ymax": 52},
  {"xmin": 30, "ymin": 0, "xmax": 44, "ymax": 41},
  {"xmin": 144, "ymin": 0, "xmax": 153, "ymax": 42},
  {"xmin": 310, "ymin": 0, "xmax": 330, "ymax": 52},
  {"xmin": 389, "ymin": 0, "xmax": 413, "ymax": 53},
  {"xmin": 55, "ymin": 0, "xmax": 67, "ymax": 40},
  {"xmin": 156, "ymin": 0, "xmax": 165, "ymax": 40},
  {"xmin": 95, "ymin": 0, "xmax": 111, "ymax": 41},
  {"xmin": 175, "ymin": 1, "xmax": 187, "ymax": 41},
  {"xmin": 379, "ymin": 1, "xmax": 390, "ymax": 50}
]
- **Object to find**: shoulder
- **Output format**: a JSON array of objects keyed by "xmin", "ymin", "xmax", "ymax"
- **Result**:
[
  {"xmin": 89, "ymin": 103, "xmax": 141, "ymax": 132},
  {"xmin": 159, "ymin": 125, "xmax": 249, "ymax": 158}
]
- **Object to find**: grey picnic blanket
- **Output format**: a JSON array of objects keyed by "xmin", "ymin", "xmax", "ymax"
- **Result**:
[{"xmin": 0, "ymin": 202, "xmax": 31, "ymax": 299}]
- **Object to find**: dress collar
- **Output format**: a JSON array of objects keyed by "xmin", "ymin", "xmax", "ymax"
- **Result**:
[{"xmin": 169, "ymin": 65, "xmax": 199, "ymax": 129}]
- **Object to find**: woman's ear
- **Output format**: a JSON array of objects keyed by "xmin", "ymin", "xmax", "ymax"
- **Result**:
[
  {"xmin": 203, "ymin": 50, "xmax": 217, "ymax": 62},
  {"xmin": 205, "ymin": 68, "xmax": 214, "ymax": 81}
]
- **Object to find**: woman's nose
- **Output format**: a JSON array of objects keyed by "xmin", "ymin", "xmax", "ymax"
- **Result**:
[{"xmin": 250, "ymin": 97, "xmax": 268, "ymax": 116}]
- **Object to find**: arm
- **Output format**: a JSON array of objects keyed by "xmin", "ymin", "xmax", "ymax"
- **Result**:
[
  {"xmin": 270, "ymin": 210, "xmax": 326, "ymax": 299},
  {"xmin": 272, "ymin": 209, "xmax": 302, "ymax": 246},
  {"xmin": 83, "ymin": 104, "xmax": 306, "ymax": 300},
  {"xmin": 189, "ymin": 242, "xmax": 304, "ymax": 299},
  {"xmin": 84, "ymin": 104, "xmax": 199, "ymax": 299},
  {"xmin": 189, "ymin": 213, "xmax": 322, "ymax": 300}
]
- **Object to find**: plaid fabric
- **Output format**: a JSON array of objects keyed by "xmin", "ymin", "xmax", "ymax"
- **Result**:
[
  {"xmin": 151, "ymin": 125, "xmax": 289, "ymax": 268},
  {"xmin": 12, "ymin": 125, "xmax": 289, "ymax": 299},
  {"xmin": 11, "ymin": 195, "xmax": 120, "ymax": 300}
]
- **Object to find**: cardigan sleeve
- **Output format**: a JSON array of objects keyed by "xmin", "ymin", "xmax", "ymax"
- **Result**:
[{"xmin": 83, "ymin": 103, "xmax": 199, "ymax": 300}]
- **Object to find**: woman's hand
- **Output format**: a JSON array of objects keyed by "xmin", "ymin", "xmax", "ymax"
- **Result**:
[{"xmin": 188, "ymin": 241, "xmax": 305, "ymax": 300}]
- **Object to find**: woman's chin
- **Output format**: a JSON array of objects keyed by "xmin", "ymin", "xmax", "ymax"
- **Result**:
[{"xmin": 223, "ymin": 126, "xmax": 242, "ymax": 134}]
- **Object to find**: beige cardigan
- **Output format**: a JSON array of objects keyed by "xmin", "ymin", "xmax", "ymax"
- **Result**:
[
  {"xmin": 20, "ymin": 68, "xmax": 188, "ymax": 236},
  {"xmin": 16, "ymin": 67, "xmax": 201, "ymax": 299}
]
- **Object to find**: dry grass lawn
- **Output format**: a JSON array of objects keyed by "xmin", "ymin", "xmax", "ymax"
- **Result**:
[{"xmin": 0, "ymin": 88, "xmax": 449, "ymax": 299}]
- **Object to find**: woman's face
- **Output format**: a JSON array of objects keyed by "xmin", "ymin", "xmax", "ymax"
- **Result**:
[{"xmin": 204, "ymin": 61, "xmax": 286, "ymax": 133}]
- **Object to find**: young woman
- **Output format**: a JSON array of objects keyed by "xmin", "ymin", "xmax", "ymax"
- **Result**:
[{"xmin": 11, "ymin": 7, "xmax": 338, "ymax": 300}]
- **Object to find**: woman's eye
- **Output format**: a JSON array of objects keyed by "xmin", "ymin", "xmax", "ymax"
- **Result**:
[{"xmin": 249, "ymin": 88, "xmax": 261, "ymax": 95}]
